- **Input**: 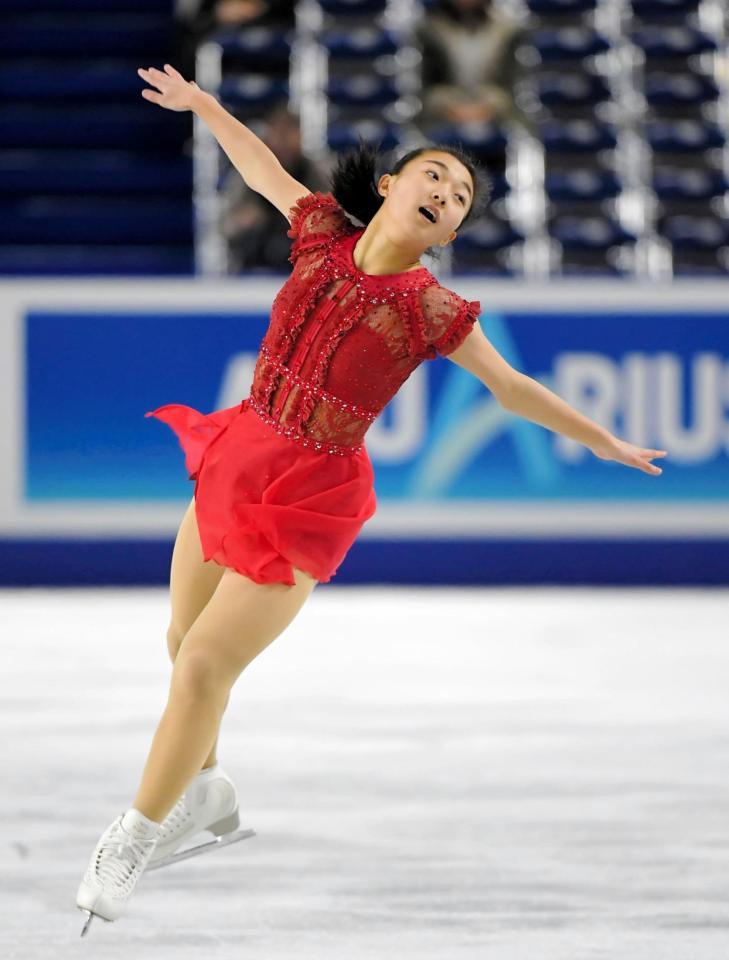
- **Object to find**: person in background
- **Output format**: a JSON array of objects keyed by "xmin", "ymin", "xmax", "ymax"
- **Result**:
[
  {"xmin": 414, "ymin": 0, "xmax": 528, "ymax": 130},
  {"xmin": 219, "ymin": 101, "xmax": 331, "ymax": 272}
]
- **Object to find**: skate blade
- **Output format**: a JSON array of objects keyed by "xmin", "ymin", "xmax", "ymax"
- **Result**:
[
  {"xmin": 145, "ymin": 826, "xmax": 255, "ymax": 871},
  {"xmin": 79, "ymin": 907, "xmax": 109, "ymax": 937}
]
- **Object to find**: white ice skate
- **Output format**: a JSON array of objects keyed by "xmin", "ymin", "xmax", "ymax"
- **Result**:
[
  {"xmin": 146, "ymin": 764, "xmax": 254, "ymax": 872},
  {"xmin": 76, "ymin": 813, "xmax": 159, "ymax": 936}
]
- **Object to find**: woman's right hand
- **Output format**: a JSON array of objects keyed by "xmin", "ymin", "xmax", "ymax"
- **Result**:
[{"xmin": 138, "ymin": 64, "xmax": 199, "ymax": 112}]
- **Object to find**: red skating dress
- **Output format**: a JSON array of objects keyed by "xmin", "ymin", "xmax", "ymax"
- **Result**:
[{"xmin": 145, "ymin": 191, "xmax": 481, "ymax": 585}]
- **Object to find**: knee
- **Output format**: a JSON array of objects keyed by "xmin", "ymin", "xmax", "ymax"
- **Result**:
[
  {"xmin": 166, "ymin": 624, "xmax": 184, "ymax": 663},
  {"xmin": 170, "ymin": 648, "xmax": 232, "ymax": 702}
]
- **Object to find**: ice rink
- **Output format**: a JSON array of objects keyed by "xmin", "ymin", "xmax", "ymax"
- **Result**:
[{"xmin": 2, "ymin": 585, "xmax": 728, "ymax": 958}]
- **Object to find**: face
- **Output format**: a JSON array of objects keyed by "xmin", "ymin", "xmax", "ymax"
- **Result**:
[{"xmin": 376, "ymin": 151, "xmax": 474, "ymax": 249}]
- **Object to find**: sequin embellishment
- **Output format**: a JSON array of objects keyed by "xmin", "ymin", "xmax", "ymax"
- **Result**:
[{"xmin": 246, "ymin": 191, "xmax": 482, "ymax": 457}]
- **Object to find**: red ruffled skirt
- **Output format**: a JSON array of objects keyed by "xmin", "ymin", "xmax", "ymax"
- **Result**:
[{"xmin": 145, "ymin": 398, "xmax": 377, "ymax": 586}]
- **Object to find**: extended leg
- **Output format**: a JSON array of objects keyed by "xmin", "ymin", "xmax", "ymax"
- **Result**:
[
  {"xmin": 166, "ymin": 496, "xmax": 227, "ymax": 769},
  {"xmin": 132, "ymin": 562, "xmax": 317, "ymax": 824}
]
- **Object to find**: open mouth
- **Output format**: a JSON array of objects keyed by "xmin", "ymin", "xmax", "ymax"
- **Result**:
[{"xmin": 419, "ymin": 206, "xmax": 437, "ymax": 224}]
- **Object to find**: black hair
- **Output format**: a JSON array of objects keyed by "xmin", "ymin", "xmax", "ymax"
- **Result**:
[{"xmin": 328, "ymin": 136, "xmax": 491, "ymax": 261}]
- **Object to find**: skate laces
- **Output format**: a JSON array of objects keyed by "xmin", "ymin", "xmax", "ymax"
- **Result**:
[{"xmin": 95, "ymin": 821, "xmax": 157, "ymax": 893}]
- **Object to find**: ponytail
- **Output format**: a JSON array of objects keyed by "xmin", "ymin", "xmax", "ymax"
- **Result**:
[{"xmin": 328, "ymin": 137, "xmax": 384, "ymax": 228}]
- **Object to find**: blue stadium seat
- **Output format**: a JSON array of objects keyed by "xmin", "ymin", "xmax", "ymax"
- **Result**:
[
  {"xmin": 541, "ymin": 119, "xmax": 618, "ymax": 152},
  {"xmin": 644, "ymin": 71, "xmax": 718, "ymax": 106},
  {"xmin": 631, "ymin": 26, "xmax": 716, "ymax": 58},
  {"xmin": 0, "ymin": 0, "xmax": 171, "ymax": 9},
  {"xmin": 428, "ymin": 122, "xmax": 508, "ymax": 155},
  {"xmin": 0, "ymin": 150, "xmax": 191, "ymax": 196},
  {"xmin": 529, "ymin": 26, "xmax": 610, "ymax": 63},
  {"xmin": 662, "ymin": 215, "xmax": 729, "ymax": 248},
  {"xmin": 452, "ymin": 218, "xmax": 523, "ymax": 275},
  {"xmin": 327, "ymin": 75, "xmax": 399, "ymax": 107},
  {"xmin": 631, "ymin": 0, "xmax": 700, "ymax": 16},
  {"xmin": 550, "ymin": 215, "xmax": 636, "ymax": 247},
  {"xmin": 218, "ymin": 75, "xmax": 289, "ymax": 109},
  {"xmin": 321, "ymin": 28, "xmax": 398, "ymax": 59},
  {"xmin": 530, "ymin": 27, "xmax": 610, "ymax": 61},
  {"xmin": 646, "ymin": 119, "xmax": 725, "ymax": 152},
  {"xmin": 454, "ymin": 218, "xmax": 523, "ymax": 251},
  {"xmin": 526, "ymin": 0, "xmax": 597, "ymax": 13},
  {"xmin": 537, "ymin": 72, "xmax": 611, "ymax": 106},
  {"xmin": 0, "ymin": 245, "xmax": 192, "ymax": 276},
  {"xmin": 0, "ymin": 198, "xmax": 192, "ymax": 244},
  {"xmin": 653, "ymin": 167, "xmax": 728, "ymax": 200},
  {"xmin": 0, "ymin": 59, "xmax": 142, "ymax": 101},
  {"xmin": 327, "ymin": 121, "xmax": 401, "ymax": 152},
  {"xmin": 1, "ymin": 0, "xmax": 188, "ymax": 276},
  {"xmin": 0, "ymin": 104, "xmax": 189, "ymax": 149},
  {"xmin": 214, "ymin": 27, "xmax": 293, "ymax": 67},
  {"xmin": 2, "ymin": 13, "xmax": 171, "ymax": 57},
  {"xmin": 318, "ymin": 0, "xmax": 387, "ymax": 15},
  {"xmin": 546, "ymin": 169, "xmax": 620, "ymax": 200}
]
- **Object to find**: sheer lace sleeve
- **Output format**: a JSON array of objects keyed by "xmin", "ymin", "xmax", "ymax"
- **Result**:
[
  {"xmin": 286, "ymin": 191, "xmax": 357, "ymax": 264},
  {"xmin": 417, "ymin": 286, "xmax": 482, "ymax": 359}
]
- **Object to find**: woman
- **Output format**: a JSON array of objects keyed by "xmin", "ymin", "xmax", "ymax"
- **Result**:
[{"xmin": 76, "ymin": 64, "xmax": 667, "ymax": 933}]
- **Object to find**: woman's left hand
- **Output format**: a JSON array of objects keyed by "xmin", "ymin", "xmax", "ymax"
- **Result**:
[{"xmin": 590, "ymin": 436, "xmax": 668, "ymax": 475}]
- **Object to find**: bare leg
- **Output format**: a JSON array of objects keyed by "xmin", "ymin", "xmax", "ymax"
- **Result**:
[
  {"xmin": 166, "ymin": 497, "xmax": 226, "ymax": 769},
  {"xmin": 132, "ymin": 561, "xmax": 317, "ymax": 823}
]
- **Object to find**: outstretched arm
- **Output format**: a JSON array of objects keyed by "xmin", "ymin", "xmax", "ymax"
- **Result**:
[
  {"xmin": 503, "ymin": 372, "xmax": 666, "ymax": 475},
  {"xmin": 137, "ymin": 64, "xmax": 310, "ymax": 220},
  {"xmin": 447, "ymin": 325, "xmax": 667, "ymax": 477}
]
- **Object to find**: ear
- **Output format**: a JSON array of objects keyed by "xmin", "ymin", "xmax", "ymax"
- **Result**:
[
  {"xmin": 441, "ymin": 231, "xmax": 457, "ymax": 246},
  {"xmin": 377, "ymin": 173, "xmax": 392, "ymax": 198}
]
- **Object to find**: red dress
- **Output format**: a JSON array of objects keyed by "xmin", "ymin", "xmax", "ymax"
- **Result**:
[{"xmin": 145, "ymin": 191, "xmax": 481, "ymax": 585}]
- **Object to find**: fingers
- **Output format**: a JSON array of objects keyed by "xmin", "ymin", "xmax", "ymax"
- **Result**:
[
  {"xmin": 640, "ymin": 459, "xmax": 662, "ymax": 475},
  {"xmin": 638, "ymin": 447, "xmax": 667, "ymax": 475},
  {"xmin": 138, "ymin": 66, "xmax": 174, "ymax": 107},
  {"xmin": 138, "ymin": 64, "xmax": 185, "ymax": 87},
  {"xmin": 138, "ymin": 66, "xmax": 166, "ymax": 88},
  {"xmin": 137, "ymin": 66, "xmax": 172, "ymax": 99},
  {"xmin": 138, "ymin": 67, "xmax": 159, "ymax": 95}
]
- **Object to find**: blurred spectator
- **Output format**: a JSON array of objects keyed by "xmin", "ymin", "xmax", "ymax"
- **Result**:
[
  {"xmin": 414, "ymin": 0, "xmax": 528, "ymax": 130},
  {"xmin": 220, "ymin": 101, "xmax": 331, "ymax": 272},
  {"xmin": 172, "ymin": 0, "xmax": 296, "ymax": 79}
]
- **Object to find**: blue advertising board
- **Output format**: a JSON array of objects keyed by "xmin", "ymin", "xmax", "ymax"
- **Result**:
[
  {"xmin": 25, "ymin": 309, "xmax": 727, "ymax": 503},
  {"xmin": 0, "ymin": 278, "xmax": 725, "ymax": 585}
]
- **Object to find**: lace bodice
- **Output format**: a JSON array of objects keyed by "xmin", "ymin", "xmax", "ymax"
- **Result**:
[{"xmin": 248, "ymin": 191, "xmax": 481, "ymax": 456}]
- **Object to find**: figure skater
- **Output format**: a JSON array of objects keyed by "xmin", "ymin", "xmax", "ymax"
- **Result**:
[{"xmin": 76, "ymin": 63, "xmax": 668, "ymax": 933}]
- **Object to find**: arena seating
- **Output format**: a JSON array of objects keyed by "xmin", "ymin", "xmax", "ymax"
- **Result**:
[
  {"xmin": 0, "ymin": 0, "xmax": 192, "ymax": 275},
  {"xmin": 519, "ymin": 0, "xmax": 729, "ymax": 276},
  {"xmin": 2, "ymin": 0, "xmax": 727, "ymax": 277}
]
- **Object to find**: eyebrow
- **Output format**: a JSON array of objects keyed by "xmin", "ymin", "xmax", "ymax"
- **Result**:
[{"xmin": 420, "ymin": 159, "xmax": 473, "ymax": 201}]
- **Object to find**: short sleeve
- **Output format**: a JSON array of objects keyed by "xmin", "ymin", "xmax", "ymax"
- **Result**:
[
  {"xmin": 417, "ymin": 286, "xmax": 482, "ymax": 359},
  {"xmin": 286, "ymin": 191, "xmax": 357, "ymax": 264}
]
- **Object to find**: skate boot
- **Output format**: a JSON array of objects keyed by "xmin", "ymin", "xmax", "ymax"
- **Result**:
[
  {"xmin": 76, "ymin": 808, "xmax": 160, "ymax": 936},
  {"xmin": 146, "ymin": 763, "xmax": 254, "ymax": 871}
]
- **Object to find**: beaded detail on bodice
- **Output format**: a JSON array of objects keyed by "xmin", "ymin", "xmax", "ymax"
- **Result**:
[{"xmin": 248, "ymin": 191, "xmax": 481, "ymax": 456}]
